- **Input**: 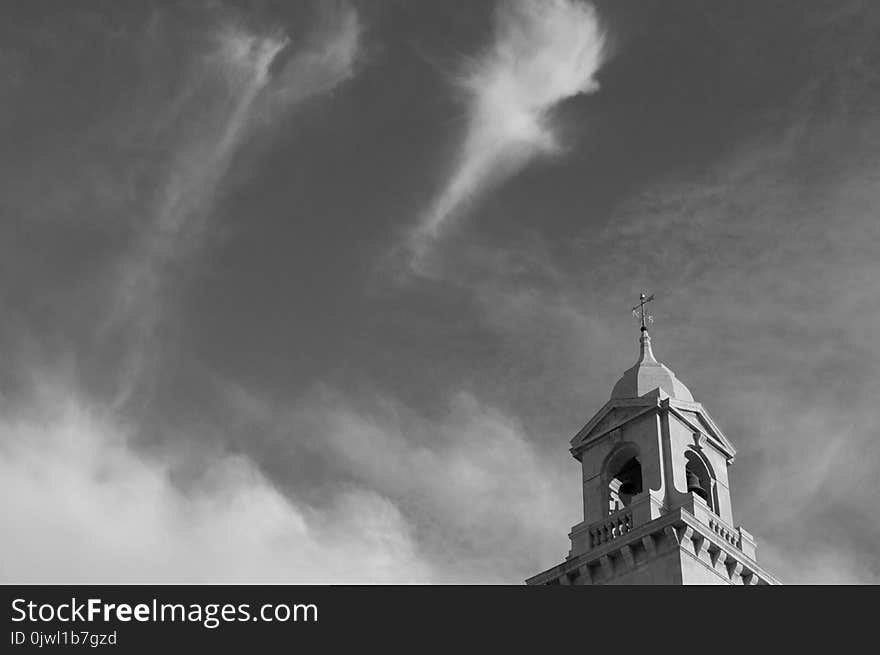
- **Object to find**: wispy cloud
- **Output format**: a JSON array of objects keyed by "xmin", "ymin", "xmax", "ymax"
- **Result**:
[
  {"xmin": 204, "ymin": 381, "xmax": 578, "ymax": 583},
  {"xmin": 108, "ymin": 4, "xmax": 362, "ymax": 403},
  {"xmin": 408, "ymin": 0, "xmax": 605, "ymax": 266},
  {"xmin": 0, "ymin": 4, "xmax": 387, "ymax": 584},
  {"xmin": 295, "ymin": 389, "xmax": 577, "ymax": 582},
  {"xmin": 0, "ymin": 364, "xmax": 575, "ymax": 583},
  {"xmin": 0, "ymin": 377, "xmax": 429, "ymax": 583}
]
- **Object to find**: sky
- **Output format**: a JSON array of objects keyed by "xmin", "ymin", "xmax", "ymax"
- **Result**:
[{"xmin": 1, "ymin": 0, "xmax": 879, "ymax": 584}]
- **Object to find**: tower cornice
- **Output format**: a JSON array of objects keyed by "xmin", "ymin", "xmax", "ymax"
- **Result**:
[{"xmin": 525, "ymin": 506, "xmax": 780, "ymax": 586}]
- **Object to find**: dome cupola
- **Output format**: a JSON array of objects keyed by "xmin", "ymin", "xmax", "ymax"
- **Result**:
[{"xmin": 610, "ymin": 294, "xmax": 693, "ymax": 401}]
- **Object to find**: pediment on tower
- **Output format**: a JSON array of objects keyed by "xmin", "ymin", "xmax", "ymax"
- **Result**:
[
  {"xmin": 666, "ymin": 400, "xmax": 737, "ymax": 462},
  {"xmin": 569, "ymin": 398, "xmax": 659, "ymax": 455}
]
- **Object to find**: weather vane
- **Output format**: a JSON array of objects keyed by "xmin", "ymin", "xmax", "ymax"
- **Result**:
[{"xmin": 632, "ymin": 292, "xmax": 655, "ymax": 331}]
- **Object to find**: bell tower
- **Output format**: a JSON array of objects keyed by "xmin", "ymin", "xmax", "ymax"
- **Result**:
[{"xmin": 526, "ymin": 294, "xmax": 779, "ymax": 585}]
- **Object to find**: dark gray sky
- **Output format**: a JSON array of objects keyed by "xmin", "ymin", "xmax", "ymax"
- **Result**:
[{"xmin": 1, "ymin": 0, "xmax": 879, "ymax": 583}]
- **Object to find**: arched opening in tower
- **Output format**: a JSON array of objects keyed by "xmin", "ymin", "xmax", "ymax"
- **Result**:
[
  {"xmin": 685, "ymin": 451, "xmax": 717, "ymax": 514},
  {"xmin": 608, "ymin": 456, "xmax": 642, "ymax": 513}
]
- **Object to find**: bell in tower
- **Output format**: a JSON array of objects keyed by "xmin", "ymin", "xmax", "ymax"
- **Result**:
[
  {"xmin": 525, "ymin": 293, "xmax": 779, "ymax": 586},
  {"xmin": 686, "ymin": 469, "xmax": 708, "ymax": 502},
  {"xmin": 616, "ymin": 458, "xmax": 642, "ymax": 497}
]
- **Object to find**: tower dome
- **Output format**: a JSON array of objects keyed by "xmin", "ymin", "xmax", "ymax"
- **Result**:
[{"xmin": 610, "ymin": 328, "xmax": 694, "ymax": 401}]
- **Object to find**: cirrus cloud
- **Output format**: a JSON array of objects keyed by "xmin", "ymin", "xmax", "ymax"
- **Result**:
[{"xmin": 408, "ymin": 0, "xmax": 605, "ymax": 267}]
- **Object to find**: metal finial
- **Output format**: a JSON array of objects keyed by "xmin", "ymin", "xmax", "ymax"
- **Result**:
[{"xmin": 631, "ymin": 292, "xmax": 655, "ymax": 331}]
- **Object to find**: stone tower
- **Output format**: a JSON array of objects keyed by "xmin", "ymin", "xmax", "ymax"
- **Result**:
[{"xmin": 526, "ymin": 306, "xmax": 779, "ymax": 585}]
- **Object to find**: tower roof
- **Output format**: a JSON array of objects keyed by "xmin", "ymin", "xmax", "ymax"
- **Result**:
[{"xmin": 610, "ymin": 328, "xmax": 694, "ymax": 401}]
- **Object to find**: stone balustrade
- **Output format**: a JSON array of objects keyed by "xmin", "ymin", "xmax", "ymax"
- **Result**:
[
  {"xmin": 707, "ymin": 516, "xmax": 741, "ymax": 549},
  {"xmin": 588, "ymin": 507, "xmax": 634, "ymax": 549}
]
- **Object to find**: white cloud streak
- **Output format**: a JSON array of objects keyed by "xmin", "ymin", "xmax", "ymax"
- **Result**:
[
  {"xmin": 409, "ymin": 0, "xmax": 604, "ymax": 263},
  {"xmin": 109, "ymin": 4, "xmax": 362, "ymax": 403}
]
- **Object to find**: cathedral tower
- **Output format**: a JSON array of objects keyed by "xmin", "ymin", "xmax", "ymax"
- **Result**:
[{"xmin": 526, "ymin": 295, "xmax": 779, "ymax": 585}]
